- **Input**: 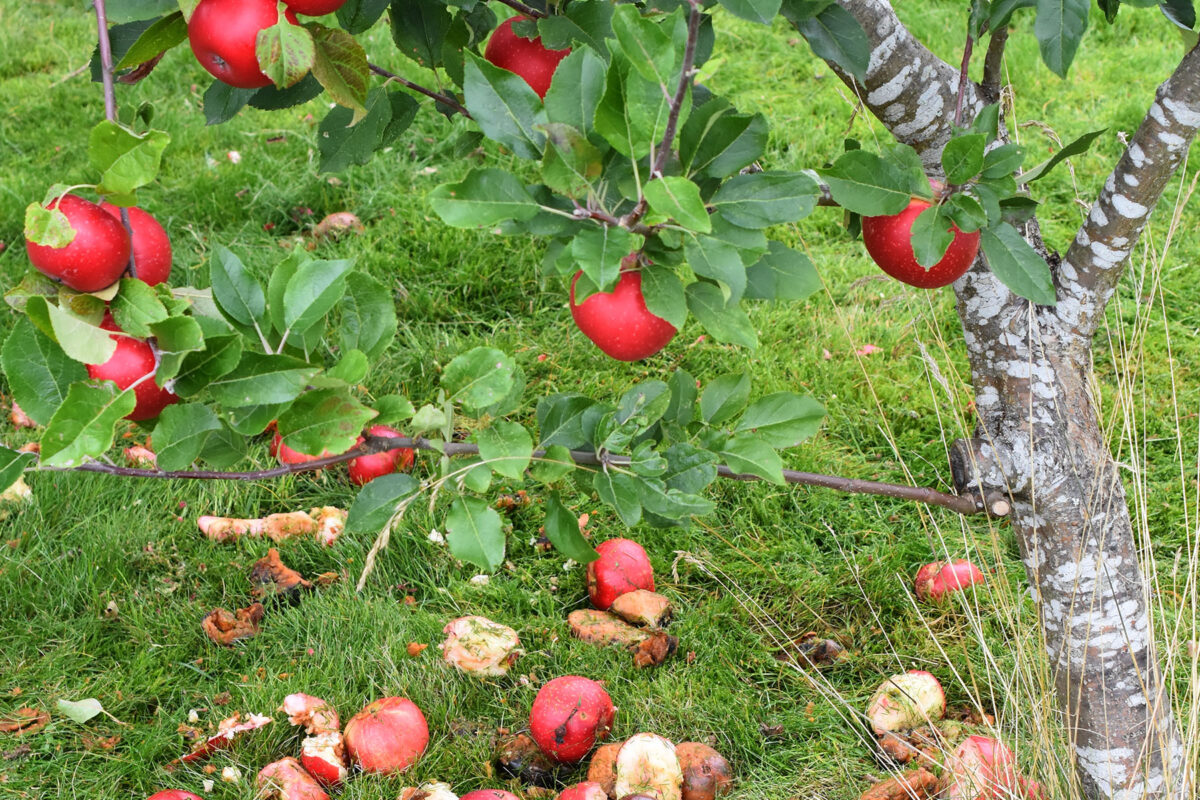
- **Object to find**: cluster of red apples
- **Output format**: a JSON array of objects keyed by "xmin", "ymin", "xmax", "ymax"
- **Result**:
[{"xmin": 271, "ymin": 423, "xmax": 416, "ymax": 487}]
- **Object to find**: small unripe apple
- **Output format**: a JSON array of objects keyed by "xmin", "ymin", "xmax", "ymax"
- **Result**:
[
  {"xmin": 99, "ymin": 203, "xmax": 172, "ymax": 286},
  {"xmin": 188, "ymin": 0, "xmax": 298, "ymax": 89},
  {"xmin": 88, "ymin": 318, "xmax": 178, "ymax": 421},
  {"xmin": 483, "ymin": 16, "xmax": 571, "ymax": 99},
  {"xmin": 26, "ymin": 194, "xmax": 131, "ymax": 292},
  {"xmin": 570, "ymin": 267, "xmax": 677, "ymax": 362},
  {"xmin": 347, "ymin": 425, "xmax": 416, "ymax": 486},
  {"xmin": 861, "ymin": 198, "xmax": 980, "ymax": 288}
]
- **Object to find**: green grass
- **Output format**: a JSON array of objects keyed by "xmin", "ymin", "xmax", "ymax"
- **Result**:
[{"xmin": 1, "ymin": 2, "xmax": 1199, "ymax": 799}]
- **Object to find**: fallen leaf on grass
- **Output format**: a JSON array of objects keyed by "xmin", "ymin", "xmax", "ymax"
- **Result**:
[
  {"xmin": 202, "ymin": 603, "xmax": 266, "ymax": 646},
  {"xmin": 57, "ymin": 698, "xmax": 103, "ymax": 724},
  {"xmin": 0, "ymin": 708, "xmax": 48, "ymax": 735},
  {"xmin": 773, "ymin": 632, "xmax": 849, "ymax": 669},
  {"xmin": 2, "ymin": 744, "xmax": 31, "ymax": 760},
  {"xmin": 81, "ymin": 733, "xmax": 121, "ymax": 751}
]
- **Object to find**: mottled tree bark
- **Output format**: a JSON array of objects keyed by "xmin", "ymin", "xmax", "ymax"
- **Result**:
[{"xmin": 793, "ymin": 2, "xmax": 1200, "ymax": 798}]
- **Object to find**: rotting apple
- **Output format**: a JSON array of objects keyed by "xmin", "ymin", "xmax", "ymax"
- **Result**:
[
  {"xmin": 915, "ymin": 559, "xmax": 986, "ymax": 603},
  {"xmin": 587, "ymin": 538, "xmax": 655, "ymax": 611},
  {"xmin": 188, "ymin": 0, "xmax": 298, "ymax": 89},
  {"xmin": 301, "ymin": 731, "xmax": 348, "ymax": 787},
  {"xmin": 25, "ymin": 194, "xmax": 130, "ymax": 292},
  {"xmin": 343, "ymin": 696, "xmax": 429, "ymax": 775},
  {"xmin": 280, "ymin": 693, "xmax": 340, "ymax": 735},
  {"xmin": 570, "ymin": 268, "xmax": 677, "ymax": 362},
  {"xmin": 529, "ymin": 675, "xmax": 615, "ymax": 763},
  {"xmin": 587, "ymin": 742, "xmax": 623, "ymax": 796},
  {"xmin": 944, "ymin": 735, "xmax": 1021, "ymax": 800},
  {"xmin": 861, "ymin": 199, "xmax": 981, "ymax": 289},
  {"xmin": 88, "ymin": 317, "xmax": 178, "ymax": 421},
  {"xmin": 281, "ymin": 0, "xmax": 346, "ymax": 16},
  {"xmin": 257, "ymin": 756, "xmax": 330, "ymax": 800},
  {"xmin": 865, "ymin": 670, "xmax": 946, "ymax": 735},
  {"xmin": 676, "ymin": 743, "xmax": 733, "ymax": 800},
  {"xmin": 348, "ymin": 424, "xmax": 416, "ymax": 486},
  {"xmin": 614, "ymin": 733, "xmax": 683, "ymax": 800},
  {"xmin": 483, "ymin": 16, "xmax": 570, "ymax": 99},
  {"xmin": 100, "ymin": 203, "xmax": 172, "ymax": 286}
]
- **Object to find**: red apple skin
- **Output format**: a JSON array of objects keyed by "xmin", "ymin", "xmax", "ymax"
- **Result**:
[
  {"xmin": 273, "ymin": 433, "xmax": 335, "ymax": 466},
  {"xmin": 529, "ymin": 675, "xmax": 615, "ymax": 764},
  {"xmin": 100, "ymin": 203, "xmax": 172, "ymax": 286},
  {"xmin": 587, "ymin": 538, "xmax": 655, "ymax": 610},
  {"xmin": 147, "ymin": 793, "xmax": 204, "ymax": 800},
  {"xmin": 282, "ymin": 0, "xmax": 346, "ymax": 15},
  {"xmin": 343, "ymin": 696, "xmax": 429, "ymax": 775},
  {"xmin": 88, "ymin": 319, "xmax": 178, "ymax": 421},
  {"xmin": 557, "ymin": 782, "xmax": 610, "ymax": 800},
  {"xmin": 348, "ymin": 425, "xmax": 416, "ymax": 486},
  {"xmin": 483, "ymin": 16, "xmax": 571, "ymax": 99},
  {"xmin": 188, "ymin": 0, "xmax": 298, "ymax": 89},
  {"xmin": 570, "ymin": 270, "xmax": 677, "ymax": 362},
  {"xmin": 861, "ymin": 199, "xmax": 981, "ymax": 289},
  {"xmin": 26, "ymin": 194, "xmax": 131, "ymax": 293},
  {"xmin": 915, "ymin": 559, "xmax": 986, "ymax": 602}
]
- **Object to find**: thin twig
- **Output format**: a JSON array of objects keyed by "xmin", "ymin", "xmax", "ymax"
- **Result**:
[
  {"xmin": 493, "ymin": 0, "xmax": 547, "ymax": 19},
  {"xmin": 47, "ymin": 435, "xmax": 1007, "ymax": 517},
  {"xmin": 954, "ymin": 24, "xmax": 974, "ymax": 128},
  {"xmin": 368, "ymin": 63, "xmax": 472, "ymax": 119},
  {"xmin": 981, "ymin": 25, "xmax": 1009, "ymax": 101}
]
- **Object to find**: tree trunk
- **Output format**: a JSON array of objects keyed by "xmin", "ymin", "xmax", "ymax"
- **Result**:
[{"xmin": 794, "ymin": 2, "xmax": 1200, "ymax": 797}]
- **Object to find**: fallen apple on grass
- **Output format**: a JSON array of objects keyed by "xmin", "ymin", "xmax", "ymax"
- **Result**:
[
  {"xmin": 529, "ymin": 675, "xmax": 615, "ymax": 763},
  {"xmin": 280, "ymin": 693, "xmax": 340, "ymax": 736},
  {"xmin": 257, "ymin": 756, "xmax": 330, "ymax": 800},
  {"xmin": 557, "ymin": 781, "xmax": 610, "ymax": 800},
  {"xmin": 587, "ymin": 538, "xmax": 656, "ymax": 610},
  {"xmin": 300, "ymin": 731, "xmax": 349, "ymax": 787},
  {"xmin": 483, "ymin": 16, "xmax": 570, "ymax": 99},
  {"xmin": 865, "ymin": 671, "xmax": 946, "ymax": 735},
  {"xmin": 440, "ymin": 615, "xmax": 522, "ymax": 677},
  {"xmin": 915, "ymin": 560, "xmax": 986, "ymax": 603},
  {"xmin": 496, "ymin": 731, "xmax": 563, "ymax": 785},
  {"xmin": 25, "ymin": 193, "xmax": 130, "ymax": 292},
  {"xmin": 861, "ymin": 198, "xmax": 980, "ymax": 289},
  {"xmin": 198, "ymin": 506, "xmax": 347, "ymax": 545},
  {"xmin": 459, "ymin": 791, "xmax": 522, "ymax": 800},
  {"xmin": 100, "ymin": 203, "xmax": 172, "ymax": 286},
  {"xmin": 343, "ymin": 696, "xmax": 429, "ymax": 774},
  {"xmin": 676, "ymin": 743, "xmax": 733, "ymax": 800},
  {"xmin": 570, "ymin": 269, "xmax": 677, "ymax": 362},
  {"xmin": 146, "ymin": 792, "xmax": 203, "ymax": 800},
  {"xmin": 172, "ymin": 711, "xmax": 272, "ymax": 765},
  {"xmin": 615, "ymin": 733, "xmax": 683, "ymax": 800}
]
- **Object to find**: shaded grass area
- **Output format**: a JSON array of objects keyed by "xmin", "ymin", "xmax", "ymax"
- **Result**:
[{"xmin": 1, "ymin": 2, "xmax": 1199, "ymax": 798}]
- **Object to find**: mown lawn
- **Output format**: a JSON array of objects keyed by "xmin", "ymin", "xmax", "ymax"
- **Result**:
[{"xmin": 1, "ymin": 2, "xmax": 1198, "ymax": 799}]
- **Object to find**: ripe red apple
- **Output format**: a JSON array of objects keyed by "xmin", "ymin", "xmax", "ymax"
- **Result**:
[
  {"xmin": 587, "ymin": 538, "xmax": 655, "ymax": 611},
  {"xmin": 88, "ymin": 318, "xmax": 178, "ymax": 421},
  {"xmin": 529, "ymin": 675, "xmax": 615, "ymax": 763},
  {"xmin": 25, "ymin": 194, "xmax": 131, "ymax": 292},
  {"xmin": 100, "ymin": 203, "xmax": 172, "ymax": 286},
  {"xmin": 861, "ymin": 198, "xmax": 981, "ymax": 288},
  {"xmin": 348, "ymin": 425, "xmax": 416, "ymax": 486},
  {"xmin": 483, "ymin": 16, "xmax": 571, "ymax": 99},
  {"xmin": 282, "ymin": 0, "xmax": 346, "ymax": 15},
  {"xmin": 273, "ymin": 433, "xmax": 335, "ymax": 465},
  {"xmin": 570, "ymin": 269, "xmax": 676, "ymax": 362},
  {"xmin": 147, "ymin": 793, "xmax": 203, "ymax": 800},
  {"xmin": 343, "ymin": 696, "xmax": 429, "ymax": 775},
  {"xmin": 188, "ymin": 0, "xmax": 298, "ymax": 89}
]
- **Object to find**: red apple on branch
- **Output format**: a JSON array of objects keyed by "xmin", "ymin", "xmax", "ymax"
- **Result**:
[
  {"xmin": 100, "ymin": 203, "xmax": 172, "ymax": 286},
  {"xmin": 348, "ymin": 425, "xmax": 416, "ymax": 486},
  {"xmin": 570, "ymin": 266, "xmax": 677, "ymax": 362},
  {"xmin": 88, "ymin": 317, "xmax": 178, "ymax": 421},
  {"xmin": 483, "ymin": 16, "xmax": 571, "ymax": 99},
  {"xmin": 25, "ymin": 194, "xmax": 131, "ymax": 293},
  {"xmin": 187, "ymin": 0, "xmax": 298, "ymax": 89},
  {"xmin": 861, "ymin": 198, "xmax": 980, "ymax": 289}
]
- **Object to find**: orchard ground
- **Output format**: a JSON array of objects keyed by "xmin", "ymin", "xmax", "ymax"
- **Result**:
[{"xmin": 2, "ymin": 3, "xmax": 1199, "ymax": 799}]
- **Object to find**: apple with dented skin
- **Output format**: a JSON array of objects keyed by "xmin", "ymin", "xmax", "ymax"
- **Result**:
[
  {"xmin": 861, "ymin": 198, "xmax": 980, "ymax": 289},
  {"xmin": 188, "ymin": 0, "xmax": 298, "ymax": 89},
  {"xmin": 484, "ymin": 16, "xmax": 570, "ymax": 99},
  {"xmin": 25, "ymin": 194, "xmax": 131, "ymax": 292},
  {"xmin": 88, "ymin": 317, "xmax": 178, "ymax": 421},
  {"xmin": 570, "ymin": 266, "xmax": 677, "ymax": 362},
  {"xmin": 529, "ymin": 675, "xmax": 615, "ymax": 763},
  {"xmin": 100, "ymin": 203, "xmax": 172, "ymax": 286}
]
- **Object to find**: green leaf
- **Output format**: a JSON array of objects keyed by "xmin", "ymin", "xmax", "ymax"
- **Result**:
[
  {"xmin": 203, "ymin": 81, "xmax": 253, "ymax": 125},
  {"xmin": 610, "ymin": 3, "xmax": 677, "ymax": 85},
  {"xmin": 317, "ymin": 88, "xmax": 394, "ymax": 173},
  {"xmin": 639, "ymin": 265, "xmax": 688, "ymax": 329},
  {"xmin": 709, "ymin": 171, "xmax": 820, "ymax": 229},
  {"xmin": 719, "ymin": 0, "xmax": 783, "ymax": 24},
  {"xmin": 544, "ymin": 47, "xmax": 607, "ymax": 136},
  {"xmin": 111, "ymin": 278, "xmax": 169, "ymax": 338},
  {"xmin": 941, "ymin": 133, "xmax": 987, "ymax": 184},
  {"xmin": 543, "ymin": 492, "xmax": 599, "ymax": 562},
  {"xmin": 1019, "ymin": 128, "xmax": 1106, "ymax": 184},
  {"xmin": 701, "ymin": 372, "xmax": 751, "ymax": 425},
  {"xmin": 345, "ymin": 473, "xmax": 421, "ymax": 535},
  {"xmin": 338, "ymin": 272, "xmax": 397, "ymax": 360},
  {"xmin": 661, "ymin": 441, "xmax": 719, "ymax": 493},
  {"xmin": 23, "ymin": 203, "xmax": 75, "ymax": 248},
  {"xmin": 685, "ymin": 235, "xmax": 747, "ymax": 304},
  {"xmin": 114, "ymin": 11, "xmax": 187, "ymax": 69},
  {"xmin": 475, "ymin": 421, "xmax": 534, "ymax": 480},
  {"xmin": 56, "ymin": 698, "xmax": 105, "ymax": 725},
  {"xmin": 40, "ymin": 381, "xmax": 137, "ymax": 468},
  {"xmin": 538, "ymin": 0, "xmax": 614, "ymax": 53},
  {"xmin": 106, "ymin": 0, "xmax": 176, "ymax": 23},
  {"xmin": 209, "ymin": 246, "xmax": 267, "ymax": 330},
  {"xmin": 593, "ymin": 470, "xmax": 642, "ymax": 526},
  {"xmin": 172, "ymin": 334, "xmax": 243, "ymax": 398},
  {"xmin": 373, "ymin": 395, "xmax": 416, "ymax": 425},
  {"xmin": 538, "ymin": 394, "xmax": 593, "ymax": 448},
  {"xmin": 226, "ymin": 402, "xmax": 291, "ymax": 436},
  {"xmin": 721, "ymin": 434, "xmax": 785, "ymax": 484},
  {"xmin": 790, "ymin": 3, "xmax": 870, "ymax": 81},
  {"xmin": 0, "ymin": 447, "xmax": 35, "ymax": 492},
  {"xmin": 207, "ymin": 353, "xmax": 318, "ymax": 407},
  {"xmin": 540, "ymin": 123, "xmax": 604, "ymax": 198},
  {"xmin": 198, "ymin": 421, "xmax": 247, "ymax": 468},
  {"xmin": 256, "ymin": 12, "xmax": 315, "ymax": 89},
  {"xmin": 1161, "ymin": 0, "xmax": 1196, "ymax": 29},
  {"xmin": 531, "ymin": 444, "xmax": 575, "ymax": 484},
  {"xmin": 154, "ymin": 403, "xmax": 222, "ymax": 471},
  {"xmin": 990, "ymin": 0, "xmax": 1037, "ymax": 29},
  {"xmin": 745, "ymin": 241, "xmax": 821, "ymax": 302},
  {"xmin": 410, "ymin": 404, "xmax": 448, "ymax": 433},
  {"xmin": 463, "ymin": 51, "xmax": 546, "ymax": 160},
  {"xmin": 980, "ymin": 222, "xmax": 1057, "ymax": 305},
  {"xmin": 817, "ymin": 150, "xmax": 914, "ymax": 216},
  {"xmin": 310, "ymin": 23, "xmax": 369, "ymax": 121},
  {"xmin": 283, "ymin": 258, "xmax": 352, "ymax": 334},
  {"xmin": 442, "ymin": 347, "xmax": 516, "ymax": 415},
  {"xmin": 572, "ymin": 227, "xmax": 636, "ymax": 292},
  {"xmin": 616, "ymin": 380, "xmax": 671, "ymax": 428},
  {"xmin": 389, "ymin": 0, "xmax": 451, "ymax": 68},
  {"xmin": 735, "ymin": 393, "xmax": 824, "ymax": 448},
  {"xmin": 5, "ymin": 271, "xmax": 61, "ymax": 312},
  {"xmin": 685, "ymin": 281, "xmax": 757, "ymax": 348},
  {"xmin": 445, "ymin": 497, "xmax": 506, "ymax": 570},
  {"xmin": 665, "ymin": 369, "xmax": 698, "ymax": 426},
  {"xmin": 148, "ymin": 315, "xmax": 205, "ymax": 381},
  {"xmin": 24, "ymin": 296, "xmax": 117, "ymax": 366},
  {"xmin": 326, "ymin": 349, "xmax": 369, "ymax": 385},
  {"xmin": 278, "ymin": 389, "xmax": 377, "ymax": 456},
  {"xmin": 981, "ymin": 143, "xmax": 1026, "ymax": 179},
  {"xmin": 1034, "ymin": 0, "xmax": 1090, "ymax": 78},
  {"xmin": 88, "ymin": 121, "xmax": 170, "ymax": 198},
  {"xmin": 1, "ymin": 317, "xmax": 87, "ymax": 426},
  {"xmin": 637, "ymin": 479, "xmax": 715, "ymax": 521},
  {"xmin": 460, "ymin": 461, "xmax": 493, "ymax": 493},
  {"xmin": 430, "ymin": 169, "xmax": 541, "ymax": 228},
  {"xmin": 337, "ymin": 0, "xmax": 393, "ymax": 34},
  {"xmin": 679, "ymin": 100, "xmax": 768, "ymax": 179},
  {"xmin": 643, "ymin": 177, "xmax": 711, "ymax": 233},
  {"xmin": 909, "ymin": 203, "xmax": 955, "ymax": 269}
]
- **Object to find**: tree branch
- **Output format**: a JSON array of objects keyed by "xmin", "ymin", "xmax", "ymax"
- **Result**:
[
  {"xmin": 954, "ymin": 26, "xmax": 974, "ymax": 128},
  {"xmin": 493, "ymin": 0, "xmax": 547, "ymax": 19},
  {"xmin": 1054, "ymin": 41, "xmax": 1200, "ymax": 347},
  {"xmin": 981, "ymin": 25, "xmax": 1008, "ymax": 101},
  {"xmin": 44, "ymin": 435, "xmax": 1006, "ymax": 517},
  {"xmin": 369, "ymin": 63, "xmax": 472, "ymax": 120}
]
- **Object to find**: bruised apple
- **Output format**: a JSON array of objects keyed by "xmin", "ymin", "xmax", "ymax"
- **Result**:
[
  {"xmin": 862, "ymin": 198, "xmax": 980, "ymax": 289},
  {"xmin": 915, "ymin": 559, "xmax": 986, "ymax": 603},
  {"xmin": 570, "ymin": 268, "xmax": 677, "ymax": 362},
  {"xmin": 676, "ymin": 743, "xmax": 733, "ymax": 800},
  {"xmin": 587, "ymin": 538, "xmax": 655, "ymax": 611},
  {"xmin": 257, "ymin": 757, "xmax": 329, "ymax": 800},
  {"xmin": 483, "ymin": 16, "xmax": 570, "ymax": 99},
  {"xmin": 26, "ymin": 194, "xmax": 130, "ymax": 292},
  {"xmin": 88, "ymin": 317, "xmax": 178, "ymax": 421},
  {"xmin": 529, "ymin": 675, "xmax": 615, "ymax": 763},
  {"xmin": 301, "ymin": 732, "xmax": 348, "ymax": 787},
  {"xmin": 343, "ymin": 696, "xmax": 429, "ymax": 775},
  {"xmin": 100, "ymin": 203, "xmax": 172, "ymax": 286}
]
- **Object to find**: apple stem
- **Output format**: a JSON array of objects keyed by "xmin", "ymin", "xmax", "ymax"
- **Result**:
[
  {"xmin": 368, "ymin": 63, "xmax": 472, "ymax": 120},
  {"xmin": 493, "ymin": 0, "xmax": 548, "ymax": 20},
  {"xmin": 953, "ymin": 24, "xmax": 974, "ymax": 129},
  {"xmin": 43, "ymin": 433, "xmax": 1007, "ymax": 518},
  {"xmin": 92, "ymin": 0, "xmax": 139, "ymax": 280}
]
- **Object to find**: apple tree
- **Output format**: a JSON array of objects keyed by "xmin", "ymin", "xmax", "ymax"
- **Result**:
[{"xmin": 7, "ymin": 0, "xmax": 1200, "ymax": 797}]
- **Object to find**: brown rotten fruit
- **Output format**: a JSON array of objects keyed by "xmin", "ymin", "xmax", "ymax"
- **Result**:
[{"xmin": 676, "ymin": 743, "xmax": 733, "ymax": 800}]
